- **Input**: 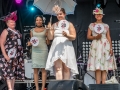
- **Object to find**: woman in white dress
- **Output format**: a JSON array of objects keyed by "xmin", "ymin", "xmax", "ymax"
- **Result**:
[
  {"xmin": 46, "ymin": 5, "xmax": 78, "ymax": 80},
  {"xmin": 87, "ymin": 7, "xmax": 117, "ymax": 84}
]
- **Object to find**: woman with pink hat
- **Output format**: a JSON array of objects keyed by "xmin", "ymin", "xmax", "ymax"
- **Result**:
[
  {"xmin": 0, "ymin": 11, "xmax": 24, "ymax": 90},
  {"xmin": 87, "ymin": 7, "xmax": 117, "ymax": 84}
]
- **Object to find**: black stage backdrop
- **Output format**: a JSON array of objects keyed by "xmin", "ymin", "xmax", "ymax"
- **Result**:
[{"xmin": 0, "ymin": 0, "xmax": 120, "ymax": 57}]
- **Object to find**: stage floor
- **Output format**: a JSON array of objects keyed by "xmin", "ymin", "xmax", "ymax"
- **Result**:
[
  {"xmin": 15, "ymin": 79, "xmax": 83, "ymax": 90},
  {"xmin": 15, "ymin": 79, "xmax": 83, "ymax": 83}
]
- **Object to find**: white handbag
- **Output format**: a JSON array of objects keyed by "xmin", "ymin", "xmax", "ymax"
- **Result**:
[
  {"xmin": 105, "ymin": 70, "xmax": 119, "ymax": 84},
  {"xmin": 105, "ymin": 57, "xmax": 119, "ymax": 84}
]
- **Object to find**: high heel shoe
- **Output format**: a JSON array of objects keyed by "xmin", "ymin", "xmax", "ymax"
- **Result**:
[{"xmin": 41, "ymin": 88, "xmax": 47, "ymax": 90}]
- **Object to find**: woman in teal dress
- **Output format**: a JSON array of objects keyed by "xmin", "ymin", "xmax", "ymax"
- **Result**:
[{"xmin": 27, "ymin": 15, "xmax": 50, "ymax": 90}]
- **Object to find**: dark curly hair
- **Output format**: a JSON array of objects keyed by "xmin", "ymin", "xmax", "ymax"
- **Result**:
[
  {"xmin": 34, "ymin": 15, "xmax": 45, "ymax": 27},
  {"xmin": 34, "ymin": 15, "xmax": 44, "ymax": 23}
]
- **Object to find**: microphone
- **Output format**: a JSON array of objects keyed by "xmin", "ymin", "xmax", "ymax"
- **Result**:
[{"xmin": 114, "ymin": 20, "xmax": 120, "ymax": 22}]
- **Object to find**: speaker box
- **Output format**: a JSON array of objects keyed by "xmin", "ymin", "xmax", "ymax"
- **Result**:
[
  {"xmin": 47, "ymin": 80, "xmax": 88, "ymax": 90},
  {"xmin": 89, "ymin": 84, "xmax": 120, "ymax": 90},
  {"xmin": 0, "ymin": 79, "xmax": 7, "ymax": 90},
  {"xmin": 15, "ymin": 83, "xmax": 26, "ymax": 90}
]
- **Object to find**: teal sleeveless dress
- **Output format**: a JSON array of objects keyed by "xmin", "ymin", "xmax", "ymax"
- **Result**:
[{"xmin": 31, "ymin": 29, "xmax": 48, "ymax": 68}]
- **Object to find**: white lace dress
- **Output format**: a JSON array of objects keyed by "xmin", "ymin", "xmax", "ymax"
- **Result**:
[{"xmin": 45, "ymin": 23, "xmax": 78, "ymax": 77}]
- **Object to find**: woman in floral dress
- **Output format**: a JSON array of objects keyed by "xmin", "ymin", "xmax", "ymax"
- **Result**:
[
  {"xmin": 87, "ymin": 7, "xmax": 117, "ymax": 84},
  {"xmin": 0, "ymin": 11, "xmax": 24, "ymax": 90},
  {"xmin": 0, "ymin": 38, "xmax": 4, "ymax": 80}
]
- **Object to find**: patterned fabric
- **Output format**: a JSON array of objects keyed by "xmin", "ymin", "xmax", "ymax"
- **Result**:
[
  {"xmin": 0, "ymin": 28, "xmax": 25, "ymax": 80},
  {"xmin": 87, "ymin": 23, "xmax": 117, "ymax": 71},
  {"xmin": 0, "ymin": 55, "xmax": 4, "ymax": 80}
]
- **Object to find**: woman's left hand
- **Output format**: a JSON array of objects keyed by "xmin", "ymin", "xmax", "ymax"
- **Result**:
[
  {"xmin": 62, "ymin": 31, "xmax": 68, "ymax": 37},
  {"xmin": 110, "ymin": 49, "xmax": 113, "ymax": 56}
]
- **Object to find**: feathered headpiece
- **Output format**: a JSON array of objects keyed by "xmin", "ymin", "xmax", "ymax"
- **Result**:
[
  {"xmin": 52, "ymin": 5, "xmax": 61, "ymax": 14},
  {"xmin": 41, "ymin": 15, "xmax": 46, "ymax": 23},
  {"xmin": 0, "ymin": 11, "xmax": 17, "ymax": 22},
  {"xmin": 93, "ymin": 8, "xmax": 105, "ymax": 15}
]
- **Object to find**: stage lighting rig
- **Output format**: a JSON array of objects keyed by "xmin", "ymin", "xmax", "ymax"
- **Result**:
[
  {"xmin": 94, "ymin": 0, "xmax": 107, "ymax": 8},
  {"xmin": 15, "ymin": 0, "xmax": 22, "ymax": 4},
  {"xmin": 116, "ymin": 0, "xmax": 120, "ymax": 7},
  {"xmin": 116, "ymin": 0, "xmax": 119, "ymax": 4},
  {"xmin": 26, "ymin": 0, "xmax": 35, "ymax": 12},
  {"xmin": 26, "ymin": 0, "xmax": 33, "ymax": 8}
]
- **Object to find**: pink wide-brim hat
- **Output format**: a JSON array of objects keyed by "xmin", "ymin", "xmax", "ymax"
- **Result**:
[{"xmin": 0, "ymin": 11, "xmax": 17, "ymax": 22}]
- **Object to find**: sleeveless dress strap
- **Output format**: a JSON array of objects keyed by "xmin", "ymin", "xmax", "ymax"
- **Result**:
[
  {"xmin": 30, "ymin": 28, "xmax": 34, "ymax": 32},
  {"xmin": 30, "ymin": 28, "xmax": 34, "ymax": 37}
]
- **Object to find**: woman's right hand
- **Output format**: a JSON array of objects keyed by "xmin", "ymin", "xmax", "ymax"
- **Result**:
[
  {"xmin": 5, "ymin": 55, "xmax": 10, "ymax": 61},
  {"xmin": 95, "ymin": 34, "xmax": 102, "ymax": 40},
  {"xmin": 27, "ymin": 41, "xmax": 31, "ymax": 46}
]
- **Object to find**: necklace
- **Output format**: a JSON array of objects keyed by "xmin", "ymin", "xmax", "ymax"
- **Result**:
[{"xmin": 36, "ymin": 25, "xmax": 43, "ymax": 28}]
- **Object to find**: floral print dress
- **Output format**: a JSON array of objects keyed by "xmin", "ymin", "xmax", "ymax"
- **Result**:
[
  {"xmin": 87, "ymin": 23, "xmax": 117, "ymax": 71},
  {"xmin": 0, "ymin": 28, "xmax": 25, "ymax": 80}
]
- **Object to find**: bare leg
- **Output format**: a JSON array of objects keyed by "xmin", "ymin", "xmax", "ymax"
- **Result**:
[
  {"xmin": 95, "ymin": 70, "xmax": 101, "ymax": 84},
  {"xmin": 34, "ymin": 68, "xmax": 39, "ymax": 90},
  {"xmin": 7, "ymin": 79, "xmax": 12, "ymax": 90},
  {"xmin": 41, "ymin": 68, "xmax": 47, "ymax": 90},
  {"xmin": 54, "ymin": 59, "xmax": 63, "ymax": 80},
  {"xmin": 101, "ymin": 70, "xmax": 107, "ymax": 84},
  {"xmin": 11, "ymin": 78, "xmax": 15, "ymax": 90},
  {"xmin": 62, "ymin": 63, "xmax": 70, "ymax": 80}
]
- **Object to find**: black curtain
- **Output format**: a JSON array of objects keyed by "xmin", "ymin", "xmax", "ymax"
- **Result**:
[
  {"xmin": 0, "ymin": 0, "xmax": 15, "ymax": 32},
  {"xmin": 0, "ymin": 0, "xmax": 4, "ymax": 34}
]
